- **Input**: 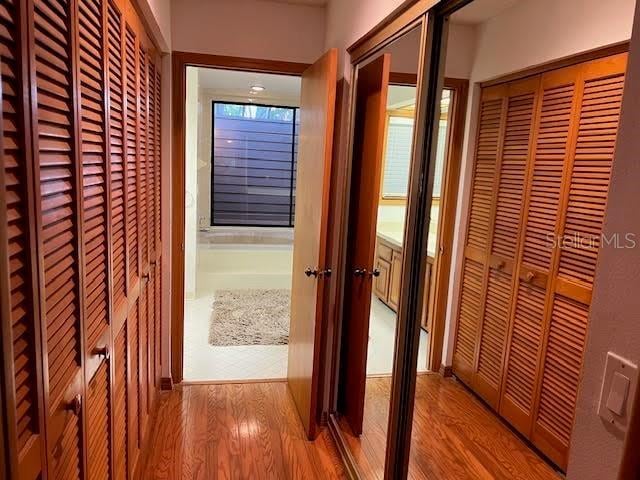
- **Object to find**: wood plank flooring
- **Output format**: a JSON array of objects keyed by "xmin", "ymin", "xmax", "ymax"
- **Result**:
[
  {"xmin": 144, "ymin": 382, "xmax": 346, "ymax": 479},
  {"xmin": 338, "ymin": 374, "xmax": 562, "ymax": 480}
]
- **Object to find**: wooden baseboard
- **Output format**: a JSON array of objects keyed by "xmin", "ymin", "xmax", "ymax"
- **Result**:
[
  {"xmin": 181, "ymin": 377, "xmax": 287, "ymax": 386},
  {"xmin": 160, "ymin": 377, "xmax": 174, "ymax": 390},
  {"xmin": 439, "ymin": 365, "xmax": 453, "ymax": 377},
  {"xmin": 328, "ymin": 414, "xmax": 360, "ymax": 480}
]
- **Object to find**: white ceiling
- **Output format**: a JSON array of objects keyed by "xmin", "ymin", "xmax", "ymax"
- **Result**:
[
  {"xmin": 450, "ymin": 0, "xmax": 520, "ymax": 25},
  {"xmin": 194, "ymin": 67, "xmax": 301, "ymax": 105}
]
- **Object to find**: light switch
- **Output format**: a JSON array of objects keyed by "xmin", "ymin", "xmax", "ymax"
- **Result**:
[
  {"xmin": 605, "ymin": 371, "xmax": 629, "ymax": 416},
  {"xmin": 598, "ymin": 352, "xmax": 638, "ymax": 432}
]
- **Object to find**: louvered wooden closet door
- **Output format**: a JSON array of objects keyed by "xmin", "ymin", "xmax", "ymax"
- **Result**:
[
  {"xmin": 499, "ymin": 66, "xmax": 581, "ymax": 436},
  {"xmin": 113, "ymin": 324, "xmax": 128, "ymax": 480},
  {"xmin": 530, "ymin": 53, "xmax": 627, "ymax": 469},
  {"xmin": 452, "ymin": 86, "xmax": 505, "ymax": 384},
  {"xmin": 473, "ymin": 78, "xmax": 539, "ymax": 409},
  {"xmin": 29, "ymin": 0, "xmax": 85, "ymax": 477},
  {"xmin": 454, "ymin": 52, "xmax": 627, "ymax": 471},
  {"xmin": 77, "ymin": 0, "xmax": 114, "ymax": 478},
  {"xmin": 0, "ymin": 1, "xmax": 48, "ymax": 477},
  {"xmin": 153, "ymin": 65, "xmax": 162, "ymax": 393}
]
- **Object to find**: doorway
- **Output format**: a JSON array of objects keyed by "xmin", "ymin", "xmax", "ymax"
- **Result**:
[{"xmin": 182, "ymin": 67, "xmax": 301, "ymax": 381}]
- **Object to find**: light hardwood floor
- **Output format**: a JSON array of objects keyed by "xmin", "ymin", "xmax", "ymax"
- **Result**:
[
  {"xmin": 338, "ymin": 374, "xmax": 562, "ymax": 480},
  {"xmin": 144, "ymin": 382, "xmax": 346, "ymax": 479}
]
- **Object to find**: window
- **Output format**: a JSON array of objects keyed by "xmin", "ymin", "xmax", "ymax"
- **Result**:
[
  {"xmin": 211, "ymin": 102, "xmax": 299, "ymax": 227},
  {"xmin": 381, "ymin": 89, "xmax": 451, "ymax": 199},
  {"xmin": 382, "ymin": 114, "xmax": 415, "ymax": 198}
]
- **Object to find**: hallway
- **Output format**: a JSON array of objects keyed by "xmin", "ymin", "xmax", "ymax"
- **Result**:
[
  {"xmin": 337, "ymin": 375, "xmax": 560, "ymax": 479},
  {"xmin": 144, "ymin": 383, "xmax": 346, "ymax": 479}
]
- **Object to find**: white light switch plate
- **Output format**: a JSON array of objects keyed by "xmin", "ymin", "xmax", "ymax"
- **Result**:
[{"xmin": 597, "ymin": 352, "xmax": 638, "ymax": 432}]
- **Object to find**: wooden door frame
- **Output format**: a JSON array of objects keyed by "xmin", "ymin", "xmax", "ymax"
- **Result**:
[{"xmin": 170, "ymin": 52, "xmax": 311, "ymax": 384}]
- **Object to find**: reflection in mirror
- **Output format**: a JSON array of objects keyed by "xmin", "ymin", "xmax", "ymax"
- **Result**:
[
  {"xmin": 336, "ymin": 24, "xmax": 426, "ymax": 478},
  {"xmin": 405, "ymin": 0, "xmax": 632, "ymax": 476}
]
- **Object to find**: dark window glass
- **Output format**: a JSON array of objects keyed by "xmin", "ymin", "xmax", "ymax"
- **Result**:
[{"xmin": 211, "ymin": 102, "xmax": 299, "ymax": 227}]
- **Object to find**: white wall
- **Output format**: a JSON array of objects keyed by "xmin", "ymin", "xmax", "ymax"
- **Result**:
[
  {"xmin": 442, "ymin": 0, "xmax": 637, "ymax": 368},
  {"xmin": 137, "ymin": 0, "xmax": 172, "ymax": 51},
  {"xmin": 184, "ymin": 68, "xmax": 199, "ymax": 298},
  {"xmin": 325, "ymin": 0, "xmax": 406, "ymax": 77},
  {"xmin": 171, "ymin": 0, "xmax": 326, "ymax": 63},
  {"xmin": 324, "ymin": 0, "xmax": 478, "ymax": 80},
  {"xmin": 568, "ymin": 2, "xmax": 640, "ymax": 477}
]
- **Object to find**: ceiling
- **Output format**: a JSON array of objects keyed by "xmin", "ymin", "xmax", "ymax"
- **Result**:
[
  {"xmin": 450, "ymin": 0, "xmax": 520, "ymax": 25},
  {"xmin": 194, "ymin": 67, "xmax": 301, "ymax": 105}
]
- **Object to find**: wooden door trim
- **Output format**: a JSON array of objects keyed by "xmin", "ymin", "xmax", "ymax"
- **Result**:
[
  {"xmin": 480, "ymin": 40, "xmax": 630, "ymax": 88},
  {"xmin": 170, "ymin": 53, "xmax": 311, "ymax": 383},
  {"xmin": 347, "ymin": 0, "xmax": 438, "ymax": 64},
  {"xmin": 427, "ymin": 77, "xmax": 468, "ymax": 372}
]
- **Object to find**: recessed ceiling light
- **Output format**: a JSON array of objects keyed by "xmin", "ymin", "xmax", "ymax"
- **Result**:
[{"xmin": 250, "ymin": 85, "xmax": 265, "ymax": 92}]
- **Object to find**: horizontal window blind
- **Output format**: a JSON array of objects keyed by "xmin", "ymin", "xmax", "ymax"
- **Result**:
[
  {"xmin": 211, "ymin": 102, "xmax": 299, "ymax": 227},
  {"xmin": 382, "ymin": 115, "xmax": 413, "ymax": 197}
]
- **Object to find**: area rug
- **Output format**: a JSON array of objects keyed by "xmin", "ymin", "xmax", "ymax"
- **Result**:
[{"xmin": 208, "ymin": 289, "xmax": 290, "ymax": 346}]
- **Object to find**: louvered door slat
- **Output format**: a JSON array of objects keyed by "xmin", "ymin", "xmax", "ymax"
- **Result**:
[
  {"xmin": 0, "ymin": 0, "xmax": 47, "ymax": 477},
  {"xmin": 128, "ymin": 302, "xmax": 140, "ymax": 472},
  {"xmin": 87, "ymin": 360, "xmax": 111, "ymax": 480},
  {"xmin": 138, "ymin": 280, "xmax": 148, "ymax": 438},
  {"xmin": 153, "ymin": 67, "xmax": 161, "ymax": 391},
  {"xmin": 452, "ymin": 258, "xmax": 484, "ymax": 382},
  {"xmin": 124, "ymin": 25, "xmax": 138, "ymax": 285},
  {"xmin": 466, "ymin": 98, "xmax": 502, "ymax": 251},
  {"xmin": 557, "ymin": 74, "xmax": 624, "ymax": 285},
  {"xmin": 474, "ymin": 82, "xmax": 537, "ymax": 407},
  {"xmin": 530, "ymin": 55, "xmax": 627, "ymax": 470},
  {"xmin": 138, "ymin": 45, "xmax": 148, "ymax": 272},
  {"xmin": 108, "ymin": 1, "xmax": 126, "ymax": 313},
  {"xmin": 113, "ymin": 324, "xmax": 128, "ymax": 480},
  {"xmin": 452, "ymin": 88, "xmax": 505, "ymax": 383},
  {"xmin": 500, "ymin": 71, "xmax": 578, "ymax": 436},
  {"xmin": 79, "ymin": 0, "xmax": 110, "ymax": 358},
  {"xmin": 31, "ymin": 1, "xmax": 84, "ymax": 478}
]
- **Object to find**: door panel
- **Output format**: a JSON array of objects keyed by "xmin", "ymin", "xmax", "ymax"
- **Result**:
[
  {"xmin": 453, "ymin": 53, "xmax": 627, "ymax": 470},
  {"xmin": 339, "ymin": 54, "xmax": 391, "ymax": 435},
  {"xmin": 0, "ymin": 1, "xmax": 48, "ymax": 477},
  {"xmin": 287, "ymin": 48, "xmax": 337, "ymax": 439}
]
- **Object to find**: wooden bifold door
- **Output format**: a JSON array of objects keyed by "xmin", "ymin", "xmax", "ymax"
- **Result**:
[
  {"xmin": 0, "ymin": 0, "xmax": 163, "ymax": 478},
  {"xmin": 453, "ymin": 51, "xmax": 627, "ymax": 470}
]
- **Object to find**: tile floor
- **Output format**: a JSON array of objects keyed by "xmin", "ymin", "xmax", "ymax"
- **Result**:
[{"xmin": 183, "ymin": 245, "xmax": 429, "ymax": 381}]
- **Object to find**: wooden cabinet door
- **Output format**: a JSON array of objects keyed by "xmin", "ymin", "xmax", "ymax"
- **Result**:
[
  {"xmin": 373, "ymin": 257, "xmax": 391, "ymax": 302},
  {"xmin": 287, "ymin": 48, "xmax": 337, "ymax": 439},
  {"xmin": 388, "ymin": 251, "xmax": 402, "ymax": 311}
]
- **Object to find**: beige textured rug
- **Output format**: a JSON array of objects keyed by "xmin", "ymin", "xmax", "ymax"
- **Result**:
[{"xmin": 208, "ymin": 289, "xmax": 290, "ymax": 346}]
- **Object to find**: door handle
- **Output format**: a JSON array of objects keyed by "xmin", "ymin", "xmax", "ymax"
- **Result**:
[
  {"xmin": 305, "ymin": 267, "xmax": 332, "ymax": 278},
  {"xmin": 305, "ymin": 267, "xmax": 319, "ymax": 277},
  {"xmin": 369, "ymin": 269, "xmax": 380, "ymax": 277},
  {"xmin": 354, "ymin": 268, "xmax": 367, "ymax": 277}
]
